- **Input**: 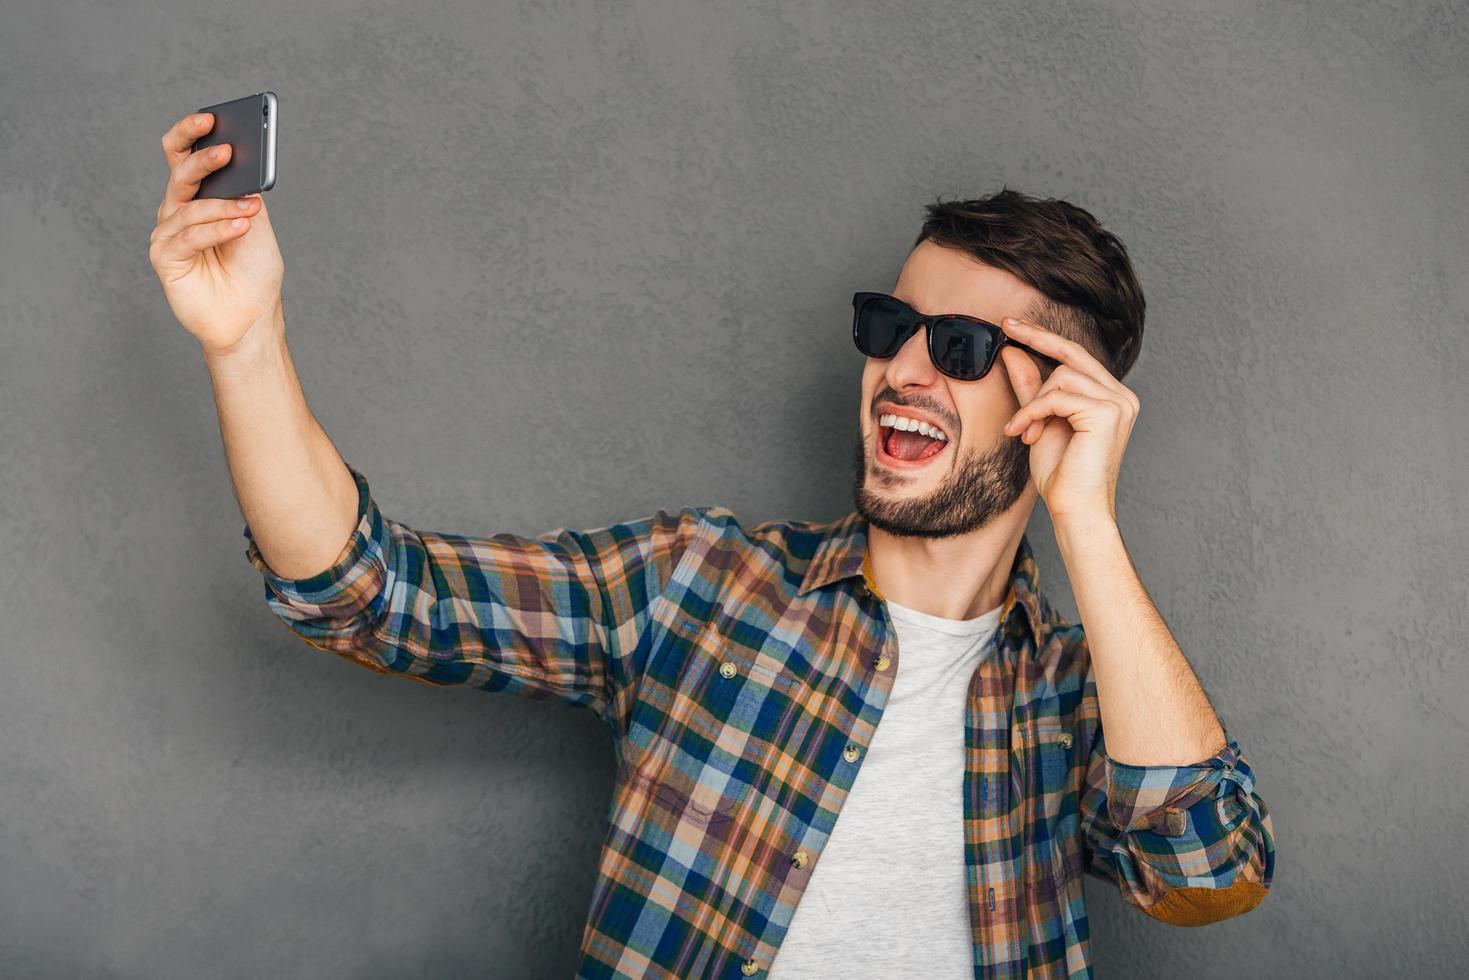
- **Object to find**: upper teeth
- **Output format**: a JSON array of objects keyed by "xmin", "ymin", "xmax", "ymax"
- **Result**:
[{"xmin": 879, "ymin": 413, "xmax": 948, "ymax": 441}]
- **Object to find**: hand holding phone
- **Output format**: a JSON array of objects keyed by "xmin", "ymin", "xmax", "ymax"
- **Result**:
[{"xmin": 148, "ymin": 95, "xmax": 286, "ymax": 359}]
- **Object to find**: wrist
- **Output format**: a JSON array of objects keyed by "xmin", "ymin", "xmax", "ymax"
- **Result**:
[
  {"xmin": 1052, "ymin": 511, "xmax": 1122, "ymax": 554},
  {"xmin": 1052, "ymin": 508, "xmax": 1118, "ymax": 537},
  {"xmin": 201, "ymin": 307, "xmax": 286, "ymax": 372}
]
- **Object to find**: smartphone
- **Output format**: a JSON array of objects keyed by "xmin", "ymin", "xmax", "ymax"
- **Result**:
[{"xmin": 191, "ymin": 92, "xmax": 277, "ymax": 199}]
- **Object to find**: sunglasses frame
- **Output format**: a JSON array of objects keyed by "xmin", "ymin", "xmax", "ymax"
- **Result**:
[{"xmin": 852, "ymin": 291, "xmax": 1061, "ymax": 382}]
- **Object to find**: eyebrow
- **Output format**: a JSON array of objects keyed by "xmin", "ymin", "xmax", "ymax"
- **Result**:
[{"xmin": 895, "ymin": 294, "xmax": 990, "ymax": 322}]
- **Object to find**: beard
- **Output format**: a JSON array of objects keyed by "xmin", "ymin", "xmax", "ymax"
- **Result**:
[{"xmin": 851, "ymin": 427, "xmax": 1031, "ymax": 539}]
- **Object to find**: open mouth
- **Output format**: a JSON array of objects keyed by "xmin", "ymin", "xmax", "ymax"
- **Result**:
[{"xmin": 876, "ymin": 412, "xmax": 951, "ymax": 468}]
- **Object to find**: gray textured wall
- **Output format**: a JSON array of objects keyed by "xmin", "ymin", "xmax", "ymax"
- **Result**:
[{"xmin": 2, "ymin": 0, "xmax": 1465, "ymax": 976}]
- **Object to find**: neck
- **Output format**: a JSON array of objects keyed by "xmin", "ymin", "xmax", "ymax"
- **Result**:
[{"xmin": 865, "ymin": 513, "xmax": 1030, "ymax": 621}]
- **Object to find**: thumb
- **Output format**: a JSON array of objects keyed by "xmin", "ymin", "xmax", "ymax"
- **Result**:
[
  {"xmin": 243, "ymin": 193, "xmax": 273, "ymax": 228},
  {"xmin": 998, "ymin": 345, "xmax": 1044, "ymax": 406}
]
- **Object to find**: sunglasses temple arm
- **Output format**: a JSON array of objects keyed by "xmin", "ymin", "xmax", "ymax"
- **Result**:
[{"xmin": 1008, "ymin": 339, "xmax": 1060, "ymax": 366}]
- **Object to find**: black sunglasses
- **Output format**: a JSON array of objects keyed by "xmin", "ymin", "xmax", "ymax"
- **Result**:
[{"xmin": 852, "ymin": 291, "xmax": 1060, "ymax": 381}]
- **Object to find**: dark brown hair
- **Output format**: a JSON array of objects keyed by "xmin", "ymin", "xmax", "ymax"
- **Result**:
[{"xmin": 913, "ymin": 187, "xmax": 1146, "ymax": 380}]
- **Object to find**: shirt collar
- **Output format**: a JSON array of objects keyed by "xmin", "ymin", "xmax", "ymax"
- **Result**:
[{"xmin": 797, "ymin": 510, "xmax": 1049, "ymax": 649}]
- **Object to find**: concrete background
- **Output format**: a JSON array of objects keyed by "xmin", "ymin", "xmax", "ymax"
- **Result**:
[{"xmin": 2, "ymin": 0, "xmax": 1465, "ymax": 976}]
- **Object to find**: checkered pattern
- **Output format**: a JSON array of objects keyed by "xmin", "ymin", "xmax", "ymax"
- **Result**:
[{"xmin": 244, "ymin": 463, "xmax": 1275, "ymax": 978}]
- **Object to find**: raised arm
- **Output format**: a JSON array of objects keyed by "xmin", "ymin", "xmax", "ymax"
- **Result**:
[
  {"xmin": 148, "ymin": 112, "xmax": 711, "ymax": 736},
  {"xmin": 241, "ymin": 461, "xmax": 708, "ymax": 736}
]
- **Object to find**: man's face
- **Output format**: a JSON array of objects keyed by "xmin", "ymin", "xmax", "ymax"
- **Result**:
[{"xmin": 852, "ymin": 240, "xmax": 1055, "ymax": 539}]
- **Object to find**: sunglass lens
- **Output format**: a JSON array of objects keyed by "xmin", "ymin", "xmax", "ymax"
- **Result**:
[
  {"xmin": 929, "ymin": 319, "xmax": 994, "ymax": 379},
  {"xmin": 855, "ymin": 296, "xmax": 910, "ymax": 357}
]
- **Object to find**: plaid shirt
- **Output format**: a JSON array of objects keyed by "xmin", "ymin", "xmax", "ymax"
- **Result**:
[{"xmin": 244, "ymin": 463, "xmax": 1275, "ymax": 979}]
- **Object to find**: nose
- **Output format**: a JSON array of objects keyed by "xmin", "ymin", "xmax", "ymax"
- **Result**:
[{"xmin": 884, "ymin": 322, "xmax": 938, "ymax": 388}]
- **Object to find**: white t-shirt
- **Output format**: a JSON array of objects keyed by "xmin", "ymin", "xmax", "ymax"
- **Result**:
[{"xmin": 768, "ymin": 596, "xmax": 1003, "ymax": 978}]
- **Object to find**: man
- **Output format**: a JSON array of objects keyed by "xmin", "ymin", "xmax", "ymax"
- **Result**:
[{"xmin": 151, "ymin": 108, "xmax": 1273, "ymax": 978}]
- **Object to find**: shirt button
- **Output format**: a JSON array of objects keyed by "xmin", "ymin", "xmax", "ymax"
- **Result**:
[
  {"xmin": 1057, "ymin": 733, "xmax": 1073, "ymax": 749},
  {"xmin": 843, "ymin": 744, "xmax": 861, "ymax": 763},
  {"xmin": 792, "ymin": 850, "xmax": 810, "ymax": 869},
  {"xmin": 719, "ymin": 661, "xmax": 738, "ymax": 679},
  {"xmin": 874, "ymin": 654, "xmax": 891, "ymax": 671},
  {"xmin": 741, "ymin": 958, "xmax": 760, "ymax": 975}
]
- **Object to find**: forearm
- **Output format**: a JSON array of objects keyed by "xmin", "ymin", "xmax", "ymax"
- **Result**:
[
  {"xmin": 204, "ymin": 308, "xmax": 359, "ymax": 581},
  {"xmin": 1053, "ymin": 517, "xmax": 1225, "ymax": 766}
]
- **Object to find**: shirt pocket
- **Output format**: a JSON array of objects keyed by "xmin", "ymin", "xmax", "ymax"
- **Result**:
[
  {"xmin": 1023, "ymin": 723, "xmax": 1088, "ymax": 958},
  {"xmin": 1020, "ymin": 718, "xmax": 1077, "ymax": 832},
  {"xmin": 1036, "ymin": 722, "xmax": 1072, "ymax": 795},
  {"xmin": 625, "ymin": 614, "xmax": 803, "ymax": 825}
]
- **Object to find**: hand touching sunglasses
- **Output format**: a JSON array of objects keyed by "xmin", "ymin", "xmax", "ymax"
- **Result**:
[{"xmin": 852, "ymin": 291, "xmax": 1061, "ymax": 381}]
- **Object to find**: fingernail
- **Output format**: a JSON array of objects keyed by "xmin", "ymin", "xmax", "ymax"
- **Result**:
[
  {"xmin": 195, "ymin": 114, "xmax": 208, "ymax": 125},
  {"xmin": 236, "ymin": 198, "xmax": 251, "ymax": 209},
  {"xmin": 1003, "ymin": 317, "xmax": 1020, "ymax": 325}
]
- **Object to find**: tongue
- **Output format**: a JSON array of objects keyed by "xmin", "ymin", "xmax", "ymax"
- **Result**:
[{"xmin": 888, "ymin": 429, "xmax": 943, "ymax": 461}]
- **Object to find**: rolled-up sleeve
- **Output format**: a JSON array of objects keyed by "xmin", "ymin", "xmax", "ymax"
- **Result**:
[
  {"xmin": 242, "ymin": 462, "xmax": 709, "ymax": 737},
  {"xmin": 244, "ymin": 463, "xmax": 387, "ymax": 636},
  {"xmin": 1079, "ymin": 727, "xmax": 1276, "ymax": 926}
]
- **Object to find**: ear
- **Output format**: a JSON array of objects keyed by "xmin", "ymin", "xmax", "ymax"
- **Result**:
[{"xmin": 998, "ymin": 346, "xmax": 1043, "ymax": 405}]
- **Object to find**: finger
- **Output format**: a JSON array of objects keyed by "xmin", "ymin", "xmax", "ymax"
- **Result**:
[
  {"xmin": 161, "ymin": 111, "xmax": 213, "ymax": 166},
  {"xmin": 159, "ymin": 136, "xmax": 233, "ymax": 222},
  {"xmin": 1004, "ymin": 387, "xmax": 1118, "ymax": 436},
  {"xmin": 150, "ymin": 213, "xmax": 252, "ymax": 273},
  {"xmin": 1001, "ymin": 317, "xmax": 1128, "ymax": 395},
  {"xmin": 154, "ymin": 194, "xmax": 261, "ymax": 242},
  {"xmin": 1024, "ymin": 418, "xmax": 1064, "ymax": 443},
  {"xmin": 1027, "ymin": 364, "xmax": 1119, "ymax": 406},
  {"xmin": 241, "ymin": 190, "xmax": 272, "ymax": 228}
]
